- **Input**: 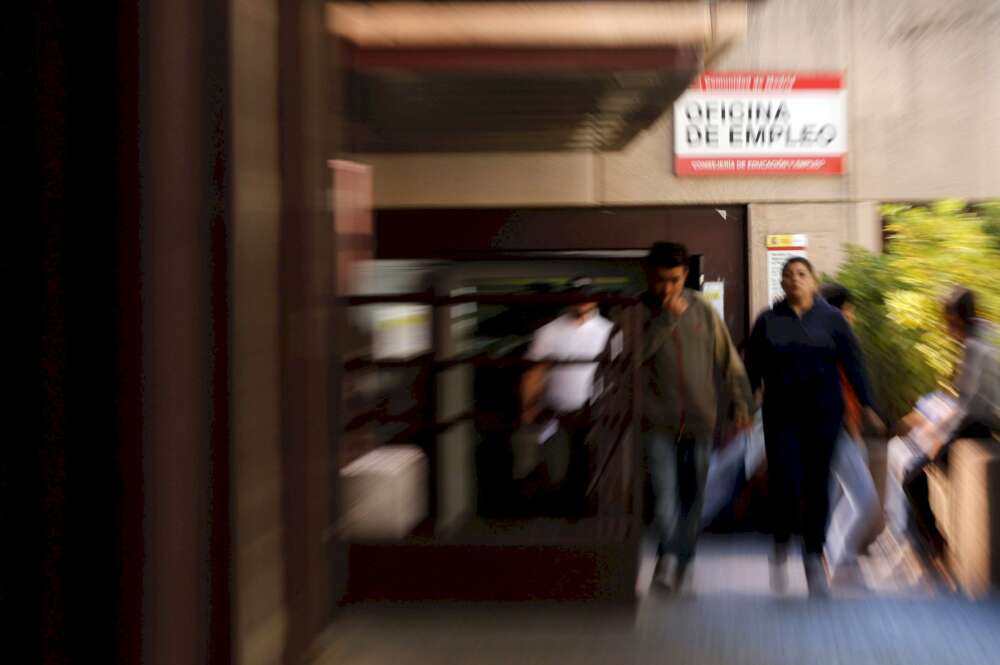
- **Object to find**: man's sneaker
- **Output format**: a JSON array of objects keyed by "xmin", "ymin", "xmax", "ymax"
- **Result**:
[
  {"xmin": 804, "ymin": 555, "xmax": 830, "ymax": 597},
  {"xmin": 652, "ymin": 554, "xmax": 676, "ymax": 593},
  {"xmin": 831, "ymin": 559, "xmax": 867, "ymax": 591},
  {"xmin": 769, "ymin": 543, "xmax": 788, "ymax": 594},
  {"xmin": 672, "ymin": 558, "xmax": 693, "ymax": 595}
]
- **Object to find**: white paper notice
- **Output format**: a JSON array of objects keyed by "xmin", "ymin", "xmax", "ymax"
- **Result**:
[
  {"xmin": 703, "ymin": 281, "xmax": 725, "ymax": 320},
  {"xmin": 766, "ymin": 234, "xmax": 808, "ymax": 304},
  {"xmin": 372, "ymin": 304, "xmax": 431, "ymax": 359}
]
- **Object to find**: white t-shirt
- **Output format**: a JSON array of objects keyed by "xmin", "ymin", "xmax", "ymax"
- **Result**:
[{"xmin": 526, "ymin": 312, "xmax": 614, "ymax": 413}]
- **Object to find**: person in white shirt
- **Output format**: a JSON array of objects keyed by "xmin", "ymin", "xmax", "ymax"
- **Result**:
[{"xmin": 520, "ymin": 277, "xmax": 614, "ymax": 516}]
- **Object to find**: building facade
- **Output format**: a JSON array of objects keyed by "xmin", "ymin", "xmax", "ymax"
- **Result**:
[{"xmin": 349, "ymin": 0, "xmax": 1000, "ymax": 319}]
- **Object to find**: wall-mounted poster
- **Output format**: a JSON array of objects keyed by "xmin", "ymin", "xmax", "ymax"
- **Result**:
[{"xmin": 767, "ymin": 235, "xmax": 808, "ymax": 304}]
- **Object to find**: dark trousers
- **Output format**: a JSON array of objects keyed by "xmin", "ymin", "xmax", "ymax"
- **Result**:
[
  {"xmin": 764, "ymin": 417, "xmax": 841, "ymax": 555},
  {"xmin": 559, "ymin": 409, "xmax": 594, "ymax": 517},
  {"xmin": 524, "ymin": 407, "xmax": 593, "ymax": 517}
]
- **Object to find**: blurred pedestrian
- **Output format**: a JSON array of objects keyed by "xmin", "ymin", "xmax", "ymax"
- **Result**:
[
  {"xmin": 890, "ymin": 287, "xmax": 1000, "ymax": 556},
  {"xmin": 520, "ymin": 276, "xmax": 613, "ymax": 516},
  {"xmin": 819, "ymin": 282, "xmax": 884, "ymax": 589},
  {"xmin": 929, "ymin": 288, "xmax": 1000, "ymax": 448},
  {"xmin": 639, "ymin": 242, "xmax": 755, "ymax": 594},
  {"xmin": 746, "ymin": 258, "xmax": 883, "ymax": 596}
]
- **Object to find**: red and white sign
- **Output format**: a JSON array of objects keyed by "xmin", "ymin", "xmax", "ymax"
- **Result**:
[{"xmin": 673, "ymin": 72, "xmax": 847, "ymax": 176}]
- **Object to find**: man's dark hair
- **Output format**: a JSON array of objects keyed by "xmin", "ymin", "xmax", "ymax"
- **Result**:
[
  {"xmin": 646, "ymin": 242, "xmax": 689, "ymax": 270},
  {"xmin": 944, "ymin": 287, "xmax": 977, "ymax": 332},
  {"xmin": 819, "ymin": 282, "xmax": 851, "ymax": 310},
  {"xmin": 567, "ymin": 275, "xmax": 595, "ymax": 294}
]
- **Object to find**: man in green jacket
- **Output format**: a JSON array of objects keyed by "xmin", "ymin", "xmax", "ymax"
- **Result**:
[{"xmin": 640, "ymin": 242, "xmax": 755, "ymax": 593}]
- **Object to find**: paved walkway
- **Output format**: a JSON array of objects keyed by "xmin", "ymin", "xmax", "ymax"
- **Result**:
[
  {"xmin": 636, "ymin": 533, "xmax": 937, "ymax": 599},
  {"xmin": 319, "ymin": 535, "xmax": 999, "ymax": 665}
]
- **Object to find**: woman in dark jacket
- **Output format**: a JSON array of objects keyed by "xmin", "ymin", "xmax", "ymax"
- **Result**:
[{"xmin": 746, "ymin": 257, "xmax": 883, "ymax": 595}]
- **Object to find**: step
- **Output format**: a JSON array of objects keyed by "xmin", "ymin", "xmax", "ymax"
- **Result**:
[{"xmin": 344, "ymin": 517, "xmax": 640, "ymax": 602}]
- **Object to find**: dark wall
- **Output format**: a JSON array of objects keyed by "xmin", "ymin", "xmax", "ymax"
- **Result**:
[
  {"xmin": 279, "ymin": 0, "xmax": 342, "ymax": 659},
  {"xmin": 8, "ymin": 3, "xmax": 142, "ymax": 664},
  {"xmin": 11, "ymin": 3, "xmax": 346, "ymax": 664},
  {"xmin": 9, "ymin": 2, "xmax": 232, "ymax": 664},
  {"xmin": 376, "ymin": 206, "xmax": 749, "ymax": 342}
]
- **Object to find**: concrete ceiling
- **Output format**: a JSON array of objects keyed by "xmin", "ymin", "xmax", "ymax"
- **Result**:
[{"xmin": 330, "ymin": 2, "xmax": 749, "ymax": 152}]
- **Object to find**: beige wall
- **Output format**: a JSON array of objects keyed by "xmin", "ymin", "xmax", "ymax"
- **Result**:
[
  {"xmin": 601, "ymin": 0, "xmax": 851, "ymax": 206},
  {"xmin": 850, "ymin": 0, "xmax": 1000, "ymax": 201},
  {"xmin": 231, "ymin": 1, "xmax": 287, "ymax": 664},
  {"xmin": 603, "ymin": 0, "xmax": 1000, "ymax": 204},
  {"xmin": 358, "ymin": 152, "xmax": 598, "ymax": 208}
]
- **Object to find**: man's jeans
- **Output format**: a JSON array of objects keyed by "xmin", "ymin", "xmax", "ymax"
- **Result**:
[{"xmin": 644, "ymin": 431, "xmax": 712, "ymax": 564}]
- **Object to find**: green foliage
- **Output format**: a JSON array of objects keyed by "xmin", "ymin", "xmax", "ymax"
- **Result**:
[
  {"xmin": 977, "ymin": 201, "xmax": 1000, "ymax": 251},
  {"xmin": 832, "ymin": 200, "xmax": 1000, "ymax": 424}
]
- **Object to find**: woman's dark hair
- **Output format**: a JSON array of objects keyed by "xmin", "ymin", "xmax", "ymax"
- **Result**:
[
  {"xmin": 782, "ymin": 256, "xmax": 815, "ymax": 277},
  {"xmin": 944, "ymin": 287, "xmax": 977, "ymax": 332},
  {"xmin": 819, "ymin": 282, "xmax": 851, "ymax": 310},
  {"xmin": 646, "ymin": 242, "xmax": 689, "ymax": 270}
]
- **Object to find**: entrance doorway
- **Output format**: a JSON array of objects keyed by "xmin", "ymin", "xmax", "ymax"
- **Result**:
[{"xmin": 374, "ymin": 205, "xmax": 749, "ymax": 343}]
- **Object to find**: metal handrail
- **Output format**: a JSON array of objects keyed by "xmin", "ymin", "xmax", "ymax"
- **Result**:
[
  {"xmin": 344, "ymin": 350, "xmax": 634, "ymax": 372},
  {"xmin": 342, "ymin": 291, "xmax": 641, "ymax": 307},
  {"xmin": 339, "ymin": 288, "xmax": 645, "ymax": 523}
]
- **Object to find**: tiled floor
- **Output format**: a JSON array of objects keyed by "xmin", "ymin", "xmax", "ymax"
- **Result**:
[
  {"xmin": 635, "ymin": 533, "xmax": 937, "ymax": 599},
  {"xmin": 319, "ymin": 535, "xmax": 1000, "ymax": 665}
]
